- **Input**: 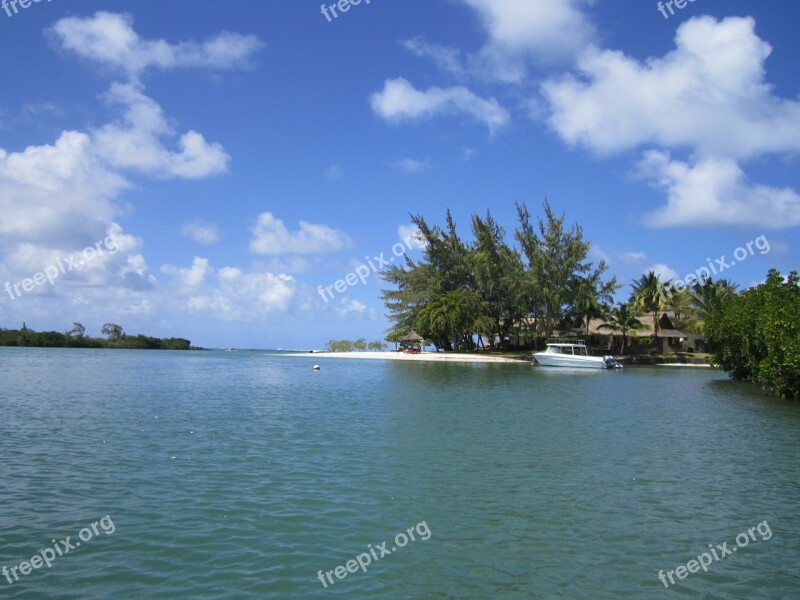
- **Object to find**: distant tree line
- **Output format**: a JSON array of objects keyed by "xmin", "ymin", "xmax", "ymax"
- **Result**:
[
  {"xmin": 0, "ymin": 322, "xmax": 192, "ymax": 350},
  {"xmin": 378, "ymin": 202, "xmax": 792, "ymax": 374},
  {"xmin": 325, "ymin": 339, "xmax": 387, "ymax": 353},
  {"xmin": 602, "ymin": 271, "xmax": 740, "ymax": 352}
]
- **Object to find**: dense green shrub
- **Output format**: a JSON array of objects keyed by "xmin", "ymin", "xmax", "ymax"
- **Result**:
[
  {"xmin": 0, "ymin": 325, "xmax": 193, "ymax": 351},
  {"xmin": 705, "ymin": 270, "xmax": 800, "ymax": 399}
]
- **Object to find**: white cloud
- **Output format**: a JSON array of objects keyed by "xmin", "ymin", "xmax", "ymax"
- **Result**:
[
  {"xmin": 334, "ymin": 297, "xmax": 378, "ymax": 320},
  {"xmin": 622, "ymin": 251, "xmax": 647, "ymax": 264},
  {"xmin": 401, "ymin": 2, "xmax": 594, "ymax": 82},
  {"xmin": 0, "ymin": 222, "xmax": 154, "ymax": 301},
  {"xmin": 590, "ymin": 245, "xmax": 648, "ymax": 269},
  {"xmin": 93, "ymin": 83, "xmax": 230, "ymax": 179},
  {"xmin": 402, "ymin": 37, "xmax": 466, "ymax": 78},
  {"xmin": 22, "ymin": 102, "xmax": 62, "ymax": 119},
  {"xmin": 370, "ymin": 77, "xmax": 509, "ymax": 134},
  {"xmin": 0, "ymin": 83, "xmax": 229, "ymax": 246},
  {"xmin": 462, "ymin": 0, "xmax": 596, "ymax": 80},
  {"xmin": 0, "ymin": 14, "xmax": 279, "ymax": 328},
  {"xmin": 0, "ymin": 131, "xmax": 129, "ymax": 245},
  {"xmin": 250, "ymin": 213, "xmax": 352, "ymax": 256},
  {"xmin": 156, "ymin": 259, "xmax": 297, "ymax": 319},
  {"xmin": 262, "ymin": 256, "xmax": 312, "ymax": 274},
  {"xmin": 146, "ymin": 257, "xmax": 296, "ymax": 322},
  {"xmin": 539, "ymin": 15, "xmax": 800, "ymax": 229},
  {"xmin": 639, "ymin": 151, "xmax": 800, "ymax": 228},
  {"xmin": 185, "ymin": 269, "xmax": 296, "ymax": 319},
  {"xmin": 649, "ymin": 263, "xmax": 680, "ymax": 282},
  {"xmin": 50, "ymin": 12, "xmax": 262, "ymax": 77},
  {"xmin": 161, "ymin": 257, "xmax": 211, "ymax": 288},
  {"xmin": 337, "ymin": 297, "xmax": 367, "ymax": 316},
  {"xmin": 542, "ymin": 17, "xmax": 800, "ymax": 160},
  {"xmin": 182, "ymin": 221, "xmax": 221, "ymax": 245},
  {"xmin": 393, "ymin": 157, "xmax": 433, "ymax": 174}
]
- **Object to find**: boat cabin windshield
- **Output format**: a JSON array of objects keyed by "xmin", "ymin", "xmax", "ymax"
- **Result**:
[{"xmin": 545, "ymin": 344, "xmax": 589, "ymax": 356}]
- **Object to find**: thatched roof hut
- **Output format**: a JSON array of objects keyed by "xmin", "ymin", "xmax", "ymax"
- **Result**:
[{"xmin": 400, "ymin": 331, "xmax": 424, "ymax": 347}]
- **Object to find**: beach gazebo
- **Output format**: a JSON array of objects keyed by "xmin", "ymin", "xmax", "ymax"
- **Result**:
[{"xmin": 400, "ymin": 331, "xmax": 424, "ymax": 351}]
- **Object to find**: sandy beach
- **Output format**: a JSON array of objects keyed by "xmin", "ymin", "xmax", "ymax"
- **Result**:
[{"xmin": 282, "ymin": 351, "xmax": 528, "ymax": 364}]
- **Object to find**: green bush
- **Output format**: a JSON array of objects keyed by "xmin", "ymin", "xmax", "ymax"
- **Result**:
[{"xmin": 705, "ymin": 270, "xmax": 800, "ymax": 399}]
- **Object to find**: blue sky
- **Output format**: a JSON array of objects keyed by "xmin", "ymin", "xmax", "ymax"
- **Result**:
[{"xmin": 0, "ymin": 0, "xmax": 798, "ymax": 349}]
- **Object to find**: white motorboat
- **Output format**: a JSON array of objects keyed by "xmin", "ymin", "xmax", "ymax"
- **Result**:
[{"xmin": 533, "ymin": 341, "xmax": 622, "ymax": 369}]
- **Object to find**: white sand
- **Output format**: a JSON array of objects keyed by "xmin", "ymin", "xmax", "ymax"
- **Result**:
[{"xmin": 280, "ymin": 351, "xmax": 527, "ymax": 364}]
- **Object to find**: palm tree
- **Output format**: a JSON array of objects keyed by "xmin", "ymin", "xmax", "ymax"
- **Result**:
[
  {"xmin": 666, "ymin": 289, "xmax": 694, "ymax": 331},
  {"xmin": 689, "ymin": 278, "xmax": 739, "ymax": 333},
  {"xmin": 599, "ymin": 303, "xmax": 643, "ymax": 353},
  {"xmin": 631, "ymin": 272, "xmax": 670, "ymax": 347},
  {"xmin": 570, "ymin": 280, "xmax": 610, "ymax": 338}
]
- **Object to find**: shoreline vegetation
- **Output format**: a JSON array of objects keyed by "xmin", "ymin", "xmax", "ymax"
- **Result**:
[
  {"xmin": 367, "ymin": 203, "xmax": 797, "ymax": 398},
  {"xmin": 0, "ymin": 322, "xmax": 198, "ymax": 350}
]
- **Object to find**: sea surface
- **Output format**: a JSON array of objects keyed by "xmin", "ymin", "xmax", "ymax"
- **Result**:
[{"xmin": 1, "ymin": 347, "xmax": 798, "ymax": 599}]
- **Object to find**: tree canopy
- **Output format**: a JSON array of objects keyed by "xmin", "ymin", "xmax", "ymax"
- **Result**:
[
  {"xmin": 381, "ymin": 202, "xmax": 617, "ymax": 350},
  {"xmin": 705, "ymin": 269, "xmax": 800, "ymax": 399},
  {"xmin": 0, "ymin": 323, "xmax": 192, "ymax": 350}
]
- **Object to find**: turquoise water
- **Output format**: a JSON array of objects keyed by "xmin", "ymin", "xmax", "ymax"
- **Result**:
[{"xmin": 1, "ymin": 348, "xmax": 798, "ymax": 599}]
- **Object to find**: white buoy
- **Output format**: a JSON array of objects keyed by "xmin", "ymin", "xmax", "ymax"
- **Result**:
[{"xmin": 313, "ymin": 365, "xmax": 321, "ymax": 370}]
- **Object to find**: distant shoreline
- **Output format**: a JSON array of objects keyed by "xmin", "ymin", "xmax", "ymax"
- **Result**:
[
  {"xmin": 279, "ymin": 351, "xmax": 714, "ymax": 367},
  {"xmin": 279, "ymin": 351, "xmax": 527, "ymax": 364}
]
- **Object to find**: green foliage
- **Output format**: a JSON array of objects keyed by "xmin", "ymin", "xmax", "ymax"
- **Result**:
[
  {"xmin": 516, "ymin": 201, "xmax": 615, "ymax": 341},
  {"xmin": 67, "ymin": 322, "xmax": 86, "ymax": 338},
  {"xmin": 471, "ymin": 212, "xmax": 526, "ymax": 341},
  {"xmin": 160, "ymin": 338, "xmax": 191, "ymax": 350},
  {"xmin": 705, "ymin": 270, "xmax": 800, "ymax": 399},
  {"xmin": 16, "ymin": 330, "xmax": 67, "ymax": 347},
  {"xmin": 381, "ymin": 210, "xmax": 475, "ymax": 342},
  {"xmin": 0, "ymin": 324, "xmax": 192, "ymax": 351},
  {"xmin": 66, "ymin": 335, "xmax": 104, "ymax": 349},
  {"xmin": 414, "ymin": 289, "xmax": 488, "ymax": 350},
  {"xmin": 116, "ymin": 335, "xmax": 163, "ymax": 350},
  {"xmin": 631, "ymin": 271, "xmax": 670, "ymax": 341},
  {"xmin": 326, "ymin": 340, "xmax": 354, "ymax": 352},
  {"xmin": 689, "ymin": 278, "xmax": 738, "ymax": 333},
  {"xmin": 381, "ymin": 202, "xmax": 617, "ymax": 350},
  {"xmin": 101, "ymin": 323, "xmax": 124, "ymax": 341},
  {"xmin": 325, "ymin": 339, "xmax": 386, "ymax": 352},
  {"xmin": 599, "ymin": 303, "xmax": 643, "ymax": 352},
  {"xmin": 664, "ymin": 289, "xmax": 694, "ymax": 332}
]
